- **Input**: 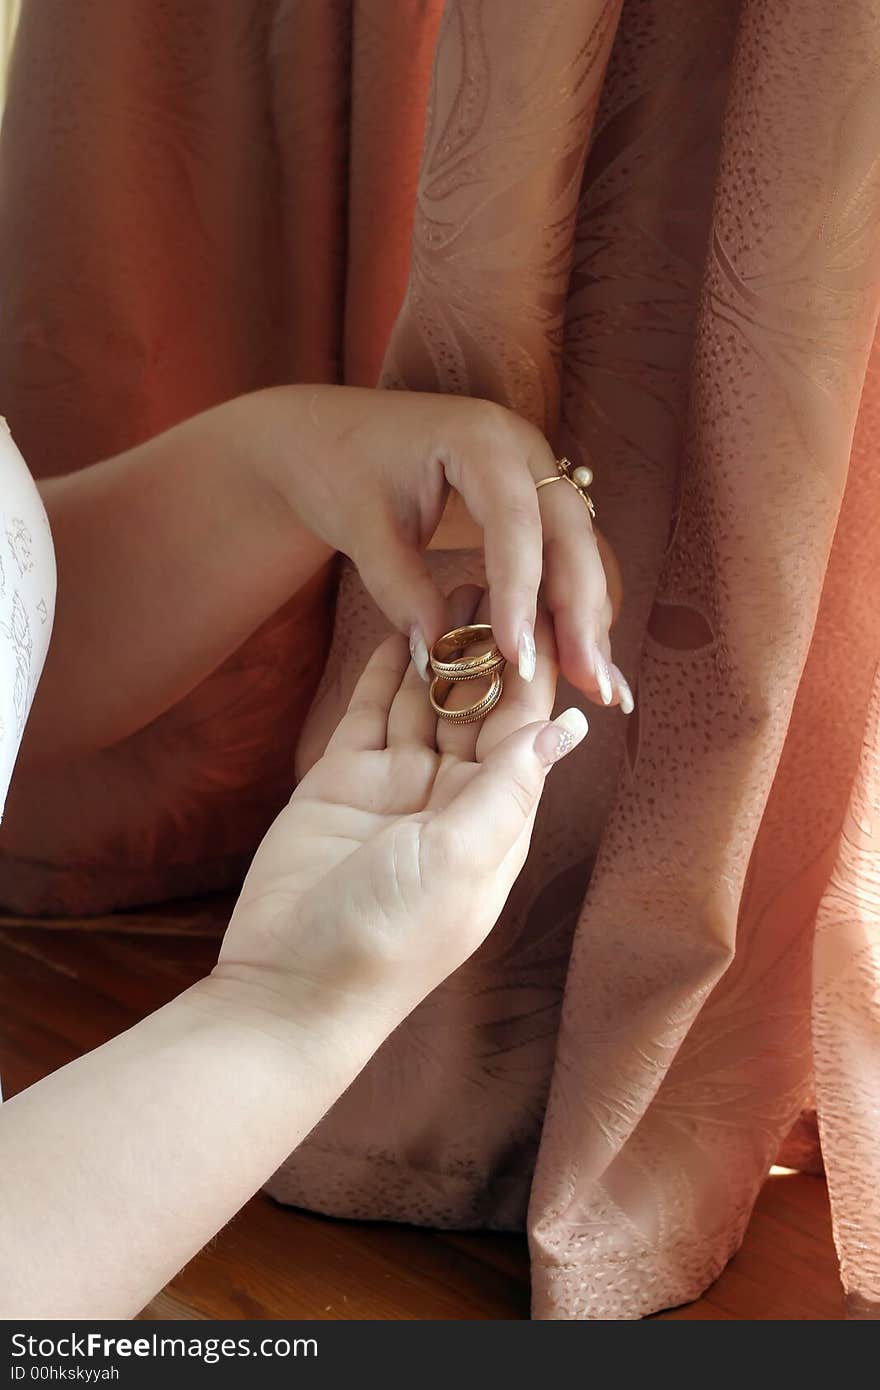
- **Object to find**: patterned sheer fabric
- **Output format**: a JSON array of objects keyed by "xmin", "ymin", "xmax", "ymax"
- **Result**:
[{"xmin": 0, "ymin": 0, "xmax": 878, "ymax": 1318}]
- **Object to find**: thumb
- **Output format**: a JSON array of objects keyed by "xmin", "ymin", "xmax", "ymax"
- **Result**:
[
  {"xmin": 420, "ymin": 707, "xmax": 589, "ymax": 885},
  {"xmin": 353, "ymin": 523, "xmax": 448, "ymax": 681}
]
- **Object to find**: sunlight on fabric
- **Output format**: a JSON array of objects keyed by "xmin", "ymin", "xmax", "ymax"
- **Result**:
[{"xmin": 0, "ymin": 0, "xmax": 20, "ymax": 109}]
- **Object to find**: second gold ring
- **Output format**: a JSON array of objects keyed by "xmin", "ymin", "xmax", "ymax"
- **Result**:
[{"xmin": 429, "ymin": 670, "xmax": 503, "ymax": 724}]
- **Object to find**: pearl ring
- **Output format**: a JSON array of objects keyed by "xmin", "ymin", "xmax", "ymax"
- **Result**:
[{"xmin": 535, "ymin": 456, "xmax": 596, "ymax": 519}]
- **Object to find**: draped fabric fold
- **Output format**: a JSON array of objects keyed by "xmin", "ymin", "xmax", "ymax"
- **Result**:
[{"xmin": 0, "ymin": 0, "xmax": 878, "ymax": 1318}]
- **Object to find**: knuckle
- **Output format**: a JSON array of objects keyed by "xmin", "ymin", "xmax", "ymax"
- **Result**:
[
  {"xmin": 455, "ymin": 402, "xmax": 553, "ymax": 502},
  {"xmin": 473, "ymin": 399, "xmax": 534, "ymax": 457},
  {"xmin": 472, "ymin": 397, "xmax": 517, "ymax": 434}
]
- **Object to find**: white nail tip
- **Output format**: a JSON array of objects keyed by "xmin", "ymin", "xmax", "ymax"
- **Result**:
[
  {"xmin": 609, "ymin": 663, "xmax": 635, "ymax": 714},
  {"xmin": 595, "ymin": 655, "xmax": 614, "ymax": 706},
  {"xmin": 409, "ymin": 629, "xmax": 430, "ymax": 682},
  {"xmin": 518, "ymin": 624, "xmax": 537, "ymax": 683}
]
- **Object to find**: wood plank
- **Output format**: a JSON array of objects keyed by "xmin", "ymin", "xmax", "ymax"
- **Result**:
[
  {"xmin": 0, "ymin": 894, "xmax": 234, "ymax": 937},
  {"xmin": 146, "ymin": 1199, "xmax": 530, "ymax": 1322},
  {"xmin": 656, "ymin": 1175, "xmax": 845, "ymax": 1320},
  {"xmin": 436, "ymin": 1229, "xmax": 531, "ymax": 1285},
  {"xmin": 139, "ymin": 1291, "xmax": 210, "ymax": 1321}
]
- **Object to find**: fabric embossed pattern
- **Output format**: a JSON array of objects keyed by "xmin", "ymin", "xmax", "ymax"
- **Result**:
[{"xmin": 0, "ymin": 0, "xmax": 878, "ymax": 1319}]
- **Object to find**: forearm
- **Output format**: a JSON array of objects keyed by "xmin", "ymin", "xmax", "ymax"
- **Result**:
[
  {"xmin": 25, "ymin": 395, "xmax": 333, "ymax": 763},
  {"xmin": 0, "ymin": 973, "xmax": 389, "ymax": 1319}
]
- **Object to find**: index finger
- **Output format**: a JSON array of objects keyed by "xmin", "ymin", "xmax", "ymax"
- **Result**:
[{"xmin": 445, "ymin": 416, "xmax": 548, "ymax": 681}]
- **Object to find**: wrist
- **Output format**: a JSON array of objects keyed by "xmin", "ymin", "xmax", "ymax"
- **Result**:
[
  {"xmin": 219, "ymin": 386, "xmax": 306, "ymax": 503},
  {"xmin": 221, "ymin": 387, "xmax": 339, "ymax": 555},
  {"xmin": 186, "ymin": 390, "xmax": 336, "ymax": 595},
  {"xmin": 188, "ymin": 960, "xmax": 401, "ymax": 1086}
]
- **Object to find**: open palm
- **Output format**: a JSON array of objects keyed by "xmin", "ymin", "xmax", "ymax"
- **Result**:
[{"xmin": 218, "ymin": 590, "xmax": 579, "ymax": 1016}]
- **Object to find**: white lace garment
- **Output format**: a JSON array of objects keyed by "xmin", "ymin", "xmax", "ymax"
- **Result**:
[
  {"xmin": 0, "ymin": 418, "xmax": 55, "ymax": 819},
  {"xmin": 0, "ymin": 418, "xmax": 55, "ymax": 1101}
]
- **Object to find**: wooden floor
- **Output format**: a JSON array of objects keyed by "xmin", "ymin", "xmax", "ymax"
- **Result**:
[{"xmin": 0, "ymin": 906, "xmax": 847, "ymax": 1321}]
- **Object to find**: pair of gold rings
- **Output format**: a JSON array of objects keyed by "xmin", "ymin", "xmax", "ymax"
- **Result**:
[{"xmin": 428, "ymin": 624, "xmax": 505, "ymax": 724}]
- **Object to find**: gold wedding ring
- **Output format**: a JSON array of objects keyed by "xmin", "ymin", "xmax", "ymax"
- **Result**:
[
  {"xmin": 535, "ymin": 456, "xmax": 596, "ymax": 520},
  {"xmin": 429, "ymin": 671, "xmax": 503, "ymax": 724},
  {"xmin": 429, "ymin": 623, "xmax": 505, "ymax": 681},
  {"xmin": 428, "ymin": 623, "xmax": 506, "ymax": 723}
]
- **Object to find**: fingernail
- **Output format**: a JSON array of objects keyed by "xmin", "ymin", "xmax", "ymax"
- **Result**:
[
  {"xmin": 409, "ymin": 626, "xmax": 430, "ymax": 682},
  {"xmin": 518, "ymin": 621, "xmax": 537, "ymax": 683},
  {"xmin": 593, "ymin": 649, "xmax": 614, "ymax": 706},
  {"xmin": 534, "ymin": 707, "xmax": 589, "ymax": 766},
  {"xmin": 609, "ymin": 663, "xmax": 634, "ymax": 715}
]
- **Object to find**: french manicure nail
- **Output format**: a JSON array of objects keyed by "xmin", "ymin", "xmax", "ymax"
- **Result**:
[
  {"xmin": 409, "ymin": 626, "xmax": 430, "ymax": 682},
  {"xmin": 534, "ymin": 707, "xmax": 589, "ymax": 766},
  {"xmin": 609, "ymin": 663, "xmax": 634, "ymax": 715},
  {"xmin": 593, "ymin": 649, "xmax": 614, "ymax": 706},
  {"xmin": 518, "ymin": 621, "xmax": 537, "ymax": 683}
]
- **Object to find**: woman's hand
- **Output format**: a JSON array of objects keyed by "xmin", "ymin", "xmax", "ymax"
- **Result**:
[
  {"xmin": 0, "ymin": 590, "xmax": 584, "ymax": 1321},
  {"xmin": 25, "ymin": 379, "xmax": 621, "ymax": 771},
  {"xmin": 239, "ymin": 385, "xmax": 630, "ymax": 712},
  {"xmin": 212, "ymin": 589, "xmax": 587, "ymax": 1029}
]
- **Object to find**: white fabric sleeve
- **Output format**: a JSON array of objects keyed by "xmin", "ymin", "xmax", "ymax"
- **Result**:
[{"xmin": 0, "ymin": 417, "xmax": 56, "ymax": 823}]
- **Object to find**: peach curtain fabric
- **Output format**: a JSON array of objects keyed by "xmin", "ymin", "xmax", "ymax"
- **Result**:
[{"xmin": 0, "ymin": 0, "xmax": 878, "ymax": 1318}]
